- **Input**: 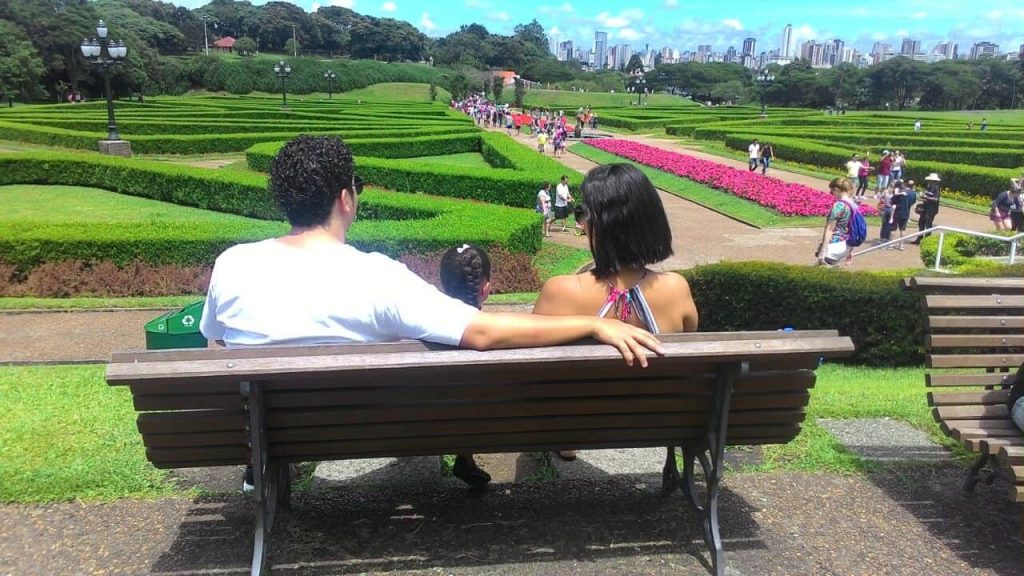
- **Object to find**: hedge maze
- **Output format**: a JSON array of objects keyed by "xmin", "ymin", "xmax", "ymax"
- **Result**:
[{"xmin": 0, "ymin": 96, "xmax": 574, "ymax": 282}]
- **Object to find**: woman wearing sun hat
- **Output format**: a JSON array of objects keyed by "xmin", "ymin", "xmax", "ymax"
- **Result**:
[{"xmin": 911, "ymin": 172, "xmax": 942, "ymax": 243}]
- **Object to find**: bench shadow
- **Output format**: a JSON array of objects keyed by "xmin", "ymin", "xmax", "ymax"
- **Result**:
[
  {"xmin": 150, "ymin": 456, "xmax": 769, "ymax": 575},
  {"xmin": 864, "ymin": 460, "xmax": 1024, "ymax": 576}
]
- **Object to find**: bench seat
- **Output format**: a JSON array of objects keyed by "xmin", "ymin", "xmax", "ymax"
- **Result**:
[{"xmin": 108, "ymin": 330, "xmax": 854, "ymax": 576}]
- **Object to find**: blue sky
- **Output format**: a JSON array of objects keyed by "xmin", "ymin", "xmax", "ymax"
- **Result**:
[{"xmin": 172, "ymin": 1, "xmax": 1024, "ymax": 55}]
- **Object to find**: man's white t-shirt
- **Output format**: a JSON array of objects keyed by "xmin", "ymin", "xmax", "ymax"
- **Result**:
[
  {"xmin": 748, "ymin": 143, "xmax": 760, "ymax": 159},
  {"xmin": 200, "ymin": 239, "xmax": 479, "ymax": 347},
  {"xmin": 555, "ymin": 182, "xmax": 571, "ymax": 207},
  {"xmin": 845, "ymin": 160, "xmax": 861, "ymax": 178}
]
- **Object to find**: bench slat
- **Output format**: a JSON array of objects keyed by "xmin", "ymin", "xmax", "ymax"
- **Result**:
[
  {"xmin": 925, "ymin": 295, "xmax": 1024, "ymax": 309},
  {"xmin": 927, "ymin": 316, "xmax": 1024, "ymax": 330},
  {"xmin": 111, "ymin": 330, "xmax": 844, "ymax": 364},
  {"xmin": 1000, "ymin": 446, "xmax": 1024, "ymax": 465},
  {"xmin": 107, "ymin": 336, "xmax": 853, "ymax": 386},
  {"xmin": 951, "ymin": 428, "xmax": 1024, "ymax": 441},
  {"xmin": 940, "ymin": 420, "xmax": 1018, "ymax": 436},
  {"xmin": 966, "ymin": 436, "xmax": 1024, "ymax": 454},
  {"xmin": 933, "ymin": 405, "xmax": 1009, "ymax": 422},
  {"xmin": 927, "ymin": 335, "xmax": 1024, "ymax": 348},
  {"xmin": 266, "ymin": 425, "xmax": 802, "ymax": 460},
  {"xmin": 926, "ymin": 373, "xmax": 1017, "ymax": 387},
  {"xmin": 908, "ymin": 277, "xmax": 1024, "ymax": 293},
  {"xmin": 927, "ymin": 390, "xmax": 1010, "ymax": 407},
  {"xmin": 262, "ymin": 392, "xmax": 810, "ymax": 429},
  {"xmin": 143, "ymin": 431, "xmax": 247, "ymax": 449},
  {"xmin": 927, "ymin": 354, "xmax": 1024, "ymax": 369},
  {"xmin": 137, "ymin": 410, "xmax": 246, "ymax": 435}
]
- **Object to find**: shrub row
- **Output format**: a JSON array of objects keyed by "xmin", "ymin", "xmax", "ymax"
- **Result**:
[
  {"xmin": 721, "ymin": 134, "xmax": 1018, "ymax": 198},
  {"xmin": 15, "ymin": 116, "xmax": 470, "ymax": 137},
  {"xmin": 918, "ymin": 232, "xmax": 1022, "ymax": 271},
  {"xmin": 0, "ymin": 120, "xmax": 478, "ymax": 155},
  {"xmin": 681, "ymin": 261, "xmax": 925, "ymax": 367},
  {"xmin": 247, "ymin": 132, "xmax": 582, "ymax": 209}
]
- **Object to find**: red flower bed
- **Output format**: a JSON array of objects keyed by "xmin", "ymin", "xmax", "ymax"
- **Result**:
[{"xmin": 588, "ymin": 139, "xmax": 878, "ymax": 217}]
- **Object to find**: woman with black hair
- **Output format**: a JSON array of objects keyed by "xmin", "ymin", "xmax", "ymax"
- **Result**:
[{"xmin": 532, "ymin": 163, "xmax": 700, "ymax": 461}]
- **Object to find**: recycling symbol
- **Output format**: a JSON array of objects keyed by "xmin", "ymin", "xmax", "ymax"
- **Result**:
[{"xmin": 181, "ymin": 315, "xmax": 195, "ymax": 327}]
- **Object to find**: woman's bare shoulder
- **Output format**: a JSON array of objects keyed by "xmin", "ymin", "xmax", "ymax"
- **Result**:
[{"xmin": 534, "ymin": 273, "xmax": 588, "ymax": 314}]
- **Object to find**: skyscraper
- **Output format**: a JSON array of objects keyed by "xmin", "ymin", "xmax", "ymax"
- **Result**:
[
  {"xmin": 969, "ymin": 41, "xmax": 998, "ymax": 59},
  {"xmin": 831, "ymin": 39, "xmax": 844, "ymax": 66},
  {"xmin": 901, "ymin": 38, "xmax": 921, "ymax": 55},
  {"xmin": 557, "ymin": 40, "xmax": 574, "ymax": 61},
  {"xmin": 594, "ymin": 31, "xmax": 608, "ymax": 69},
  {"xmin": 781, "ymin": 24, "xmax": 793, "ymax": 59},
  {"xmin": 742, "ymin": 37, "xmax": 756, "ymax": 57},
  {"xmin": 617, "ymin": 44, "xmax": 633, "ymax": 69}
]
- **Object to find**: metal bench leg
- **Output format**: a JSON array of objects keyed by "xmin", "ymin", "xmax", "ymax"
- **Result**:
[
  {"xmin": 242, "ymin": 381, "xmax": 282, "ymax": 576},
  {"xmin": 963, "ymin": 453, "xmax": 991, "ymax": 493},
  {"xmin": 678, "ymin": 362, "xmax": 743, "ymax": 576},
  {"xmin": 662, "ymin": 446, "xmax": 681, "ymax": 496}
]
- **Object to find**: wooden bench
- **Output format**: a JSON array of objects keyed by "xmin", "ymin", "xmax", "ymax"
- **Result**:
[
  {"xmin": 106, "ymin": 330, "xmax": 854, "ymax": 576},
  {"xmin": 905, "ymin": 276, "xmax": 1024, "ymax": 502}
]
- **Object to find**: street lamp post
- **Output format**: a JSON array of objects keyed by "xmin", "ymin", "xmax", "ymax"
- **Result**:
[
  {"xmin": 81, "ymin": 20, "xmax": 130, "ymax": 156},
  {"xmin": 631, "ymin": 77, "xmax": 646, "ymax": 106},
  {"xmin": 274, "ymin": 60, "xmax": 291, "ymax": 109},
  {"xmin": 757, "ymin": 68, "xmax": 775, "ymax": 117},
  {"xmin": 324, "ymin": 70, "xmax": 336, "ymax": 100}
]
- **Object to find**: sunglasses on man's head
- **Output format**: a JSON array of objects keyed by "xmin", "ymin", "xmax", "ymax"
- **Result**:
[{"xmin": 352, "ymin": 175, "xmax": 364, "ymax": 195}]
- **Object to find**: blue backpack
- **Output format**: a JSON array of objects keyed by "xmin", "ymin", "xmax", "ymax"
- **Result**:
[{"xmin": 843, "ymin": 200, "xmax": 868, "ymax": 247}]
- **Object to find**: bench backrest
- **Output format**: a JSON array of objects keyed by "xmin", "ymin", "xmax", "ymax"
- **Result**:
[{"xmin": 107, "ymin": 331, "xmax": 853, "ymax": 470}]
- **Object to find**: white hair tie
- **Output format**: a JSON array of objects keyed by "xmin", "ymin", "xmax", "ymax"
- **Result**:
[{"xmin": 456, "ymin": 244, "xmax": 471, "ymax": 254}]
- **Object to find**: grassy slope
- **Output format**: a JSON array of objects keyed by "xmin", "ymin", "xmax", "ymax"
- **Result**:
[
  {"xmin": 0, "ymin": 185, "xmax": 271, "ymax": 223},
  {"xmin": 0, "ymin": 362, "xmax": 953, "ymax": 502},
  {"xmin": 569, "ymin": 143, "xmax": 822, "ymax": 228},
  {"xmin": 342, "ymin": 82, "xmax": 452, "ymax": 103},
  {"xmin": 520, "ymin": 90, "xmax": 699, "ymax": 110}
]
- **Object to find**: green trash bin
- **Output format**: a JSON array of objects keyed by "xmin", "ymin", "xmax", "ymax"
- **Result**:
[{"xmin": 145, "ymin": 301, "xmax": 209, "ymax": 350}]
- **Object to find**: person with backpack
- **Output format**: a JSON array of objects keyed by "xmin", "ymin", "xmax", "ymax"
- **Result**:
[{"xmin": 817, "ymin": 178, "xmax": 865, "ymax": 266}]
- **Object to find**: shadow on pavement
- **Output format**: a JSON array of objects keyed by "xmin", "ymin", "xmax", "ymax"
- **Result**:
[
  {"xmin": 865, "ymin": 462, "xmax": 1023, "ymax": 576},
  {"xmin": 152, "ymin": 470, "xmax": 767, "ymax": 575}
]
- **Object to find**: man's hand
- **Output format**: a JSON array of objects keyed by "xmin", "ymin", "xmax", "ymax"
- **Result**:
[{"xmin": 590, "ymin": 318, "xmax": 664, "ymax": 367}]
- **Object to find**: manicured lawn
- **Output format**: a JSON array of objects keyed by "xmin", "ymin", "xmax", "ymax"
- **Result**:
[
  {"xmin": 343, "ymin": 82, "xmax": 451, "ymax": 103},
  {"xmin": 407, "ymin": 152, "xmax": 492, "ymax": 169},
  {"xmin": 0, "ymin": 296, "xmax": 203, "ymax": 310},
  {"xmin": 753, "ymin": 363, "xmax": 966, "ymax": 474},
  {"xmin": 517, "ymin": 89, "xmax": 698, "ymax": 110},
  {"xmin": 0, "ymin": 361, "xmax": 952, "ymax": 502},
  {"xmin": 0, "ymin": 185, "xmax": 271, "ymax": 224},
  {"xmin": 0, "ymin": 365, "xmax": 175, "ymax": 502},
  {"xmin": 570, "ymin": 143, "xmax": 822, "ymax": 228}
]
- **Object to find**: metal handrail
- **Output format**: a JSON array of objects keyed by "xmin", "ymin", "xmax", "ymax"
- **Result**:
[{"xmin": 851, "ymin": 226, "xmax": 1022, "ymax": 271}]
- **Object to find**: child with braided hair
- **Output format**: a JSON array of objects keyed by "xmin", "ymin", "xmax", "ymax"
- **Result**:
[{"xmin": 439, "ymin": 243, "xmax": 493, "ymax": 487}]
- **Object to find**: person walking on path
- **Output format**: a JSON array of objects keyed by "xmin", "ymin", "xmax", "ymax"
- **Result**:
[
  {"xmin": 845, "ymin": 154, "xmax": 861, "ymax": 183},
  {"xmin": 817, "ymin": 178, "xmax": 857, "ymax": 266},
  {"xmin": 759, "ymin": 142, "xmax": 775, "ymax": 175},
  {"xmin": 876, "ymin": 150, "xmax": 893, "ymax": 195},
  {"xmin": 890, "ymin": 151, "xmax": 905, "ymax": 182},
  {"xmin": 1010, "ymin": 179, "xmax": 1024, "ymax": 232},
  {"xmin": 991, "ymin": 183, "xmax": 1021, "ymax": 231},
  {"xmin": 876, "ymin": 184, "xmax": 894, "ymax": 245},
  {"xmin": 537, "ymin": 182, "xmax": 554, "ymax": 237},
  {"xmin": 748, "ymin": 139, "xmax": 761, "ymax": 172},
  {"xmin": 553, "ymin": 175, "xmax": 574, "ymax": 232},
  {"xmin": 890, "ymin": 180, "xmax": 916, "ymax": 250},
  {"xmin": 911, "ymin": 173, "xmax": 941, "ymax": 243},
  {"xmin": 856, "ymin": 155, "xmax": 871, "ymax": 199}
]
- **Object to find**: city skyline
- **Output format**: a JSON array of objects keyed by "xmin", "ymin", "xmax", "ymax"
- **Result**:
[{"xmin": 168, "ymin": 0, "xmax": 1024, "ymax": 58}]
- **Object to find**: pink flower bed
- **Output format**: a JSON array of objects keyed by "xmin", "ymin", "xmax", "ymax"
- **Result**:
[{"xmin": 588, "ymin": 139, "xmax": 878, "ymax": 217}]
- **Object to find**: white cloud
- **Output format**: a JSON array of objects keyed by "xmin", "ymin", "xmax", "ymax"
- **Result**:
[
  {"xmin": 792, "ymin": 24, "xmax": 818, "ymax": 44},
  {"xmin": 664, "ymin": 0, "xmax": 679, "ymax": 7},
  {"xmin": 871, "ymin": 32, "xmax": 889, "ymax": 41},
  {"xmin": 329, "ymin": 0, "xmax": 356, "ymax": 7},
  {"xmin": 549, "ymin": 26, "xmax": 561, "ymax": 36},
  {"xmin": 616, "ymin": 28, "xmax": 643, "ymax": 41},
  {"xmin": 895, "ymin": 28, "xmax": 909, "ymax": 38},
  {"xmin": 488, "ymin": 11, "xmax": 510, "ymax": 21},
  {"xmin": 381, "ymin": 1, "xmax": 396, "ymax": 12},
  {"xmin": 420, "ymin": 12, "xmax": 437, "ymax": 30},
  {"xmin": 722, "ymin": 19, "xmax": 743, "ymax": 31},
  {"xmin": 595, "ymin": 9, "xmax": 643, "ymax": 29},
  {"xmin": 912, "ymin": 11, "xmax": 927, "ymax": 18},
  {"xmin": 312, "ymin": 2, "xmax": 321, "ymax": 10}
]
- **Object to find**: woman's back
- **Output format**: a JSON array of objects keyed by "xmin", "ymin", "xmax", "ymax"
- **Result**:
[{"xmin": 534, "ymin": 269, "xmax": 698, "ymax": 334}]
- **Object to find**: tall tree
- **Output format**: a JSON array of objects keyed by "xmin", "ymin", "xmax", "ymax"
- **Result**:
[
  {"xmin": 0, "ymin": 20, "xmax": 46, "ymax": 99},
  {"xmin": 513, "ymin": 19, "xmax": 548, "ymax": 56}
]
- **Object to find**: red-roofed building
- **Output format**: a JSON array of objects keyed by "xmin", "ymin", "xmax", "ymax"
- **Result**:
[{"xmin": 212, "ymin": 36, "xmax": 235, "ymax": 53}]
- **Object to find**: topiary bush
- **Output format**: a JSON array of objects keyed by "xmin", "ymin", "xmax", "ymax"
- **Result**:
[
  {"xmin": 918, "ymin": 232, "xmax": 1020, "ymax": 271},
  {"xmin": 681, "ymin": 261, "xmax": 926, "ymax": 367}
]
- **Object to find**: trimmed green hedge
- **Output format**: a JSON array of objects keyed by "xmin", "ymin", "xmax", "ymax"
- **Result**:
[
  {"xmin": 681, "ymin": 261, "xmax": 925, "ymax": 367},
  {"xmin": 0, "ymin": 151, "xmax": 279, "ymax": 219},
  {"xmin": 918, "ymin": 232, "xmax": 1022, "ymax": 272},
  {"xmin": 247, "ymin": 132, "xmax": 581, "ymax": 209}
]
